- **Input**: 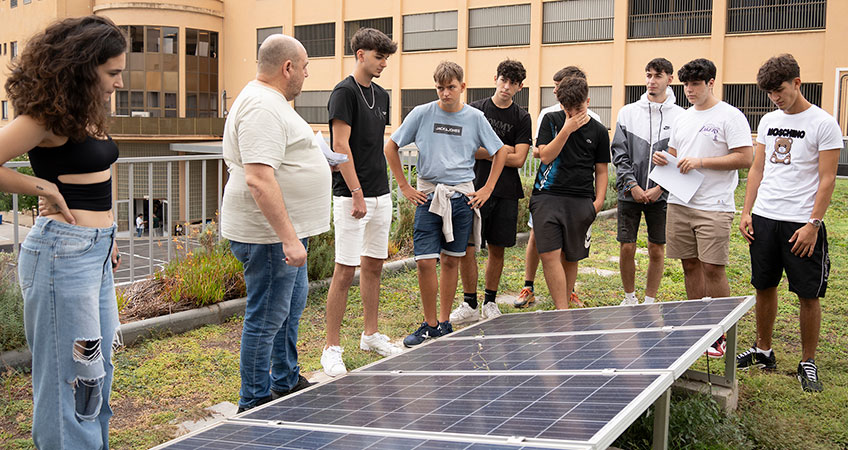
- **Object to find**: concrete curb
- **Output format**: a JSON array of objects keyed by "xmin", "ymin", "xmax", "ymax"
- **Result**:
[{"xmin": 1, "ymin": 207, "xmax": 615, "ymax": 370}]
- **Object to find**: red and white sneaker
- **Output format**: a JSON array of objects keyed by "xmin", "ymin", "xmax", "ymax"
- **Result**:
[{"xmin": 706, "ymin": 335, "xmax": 726, "ymax": 359}]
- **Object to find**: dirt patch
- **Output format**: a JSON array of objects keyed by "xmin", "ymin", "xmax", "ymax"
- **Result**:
[{"xmin": 0, "ymin": 369, "xmax": 32, "ymax": 443}]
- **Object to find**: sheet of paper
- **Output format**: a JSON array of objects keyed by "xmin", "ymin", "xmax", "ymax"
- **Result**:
[
  {"xmin": 314, "ymin": 131, "xmax": 348, "ymax": 165},
  {"xmin": 648, "ymin": 151, "xmax": 704, "ymax": 204}
]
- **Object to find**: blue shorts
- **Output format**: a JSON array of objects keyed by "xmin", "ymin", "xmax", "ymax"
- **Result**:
[{"xmin": 413, "ymin": 195, "xmax": 473, "ymax": 260}]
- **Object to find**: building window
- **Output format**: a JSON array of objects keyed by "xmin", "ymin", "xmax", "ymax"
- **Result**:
[
  {"xmin": 295, "ymin": 23, "xmax": 335, "ymax": 58},
  {"xmin": 257, "ymin": 26, "xmax": 283, "ymax": 58},
  {"xmin": 466, "ymin": 87, "xmax": 530, "ymax": 111},
  {"xmin": 628, "ymin": 0, "xmax": 712, "ymax": 39},
  {"xmin": 469, "ymin": 4, "xmax": 531, "ymax": 48},
  {"xmin": 401, "ymin": 89, "xmax": 438, "ymax": 121},
  {"xmin": 3, "ymin": 43, "xmax": 6, "ymax": 55},
  {"xmin": 117, "ymin": 26, "xmax": 179, "ymax": 118},
  {"xmin": 403, "ymin": 11, "xmax": 457, "ymax": 52},
  {"xmin": 10, "ymin": 0, "xmax": 17, "ymax": 8},
  {"xmin": 724, "ymin": 83, "xmax": 822, "ymax": 131},
  {"xmin": 543, "ymin": 0, "xmax": 614, "ymax": 44},
  {"xmin": 344, "ymin": 18, "xmax": 393, "ymax": 56},
  {"xmin": 624, "ymin": 85, "xmax": 688, "ymax": 109},
  {"xmin": 727, "ymin": 0, "xmax": 826, "ymax": 34},
  {"xmin": 186, "ymin": 29, "xmax": 219, "ymax": 118},
  {"xmin": 10, "ymin": 41, "xmax": 18, "ymax": 59},
  {"xmin": 294, "ymin": 90, "xmax": 332, "ymax": 124},
  {"xmin": 541, "ymin": 86, "xmax": 613, "ymax": 129},
  {"xmin": 1, "ymin": 101, "xmax": 8, "ymax": 121},
  {"xmin": 23, "ymin": 0, "xmax": 31, "ymax": 4}
]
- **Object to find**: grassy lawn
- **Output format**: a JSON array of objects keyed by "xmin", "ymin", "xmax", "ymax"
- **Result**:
[{"xmin": 1, "ymin": 179, "xmax": 846, "ymax": 449}]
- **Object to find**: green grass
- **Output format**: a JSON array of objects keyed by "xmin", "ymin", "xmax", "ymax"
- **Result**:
[{"xmin": 1, "ymin": 179, "xmax": 846, "ymax": 449}]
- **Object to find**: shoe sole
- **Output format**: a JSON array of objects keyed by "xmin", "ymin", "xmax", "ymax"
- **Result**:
[
  {"xmin": 450, "ymin": 315, "xmax": 480, "ymax": 325},
  {"xmin": 514, "ymin": 299, "xmax": 535, "ymax": 308},
  {"xmin": 360, "ymin": 343, "xmax": 402, "ymax": 357},
  {"xmin": 798, "ymin": 376, "xmax": 823, "ymax": 392}
]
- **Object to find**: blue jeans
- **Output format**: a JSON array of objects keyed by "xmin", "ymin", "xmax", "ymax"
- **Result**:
[
  {"xmin": 229, "ymin": 238, "xmax": 309, "ymax": 409},
  {"xmin": 413, "ymin": 195, "xmax": 474, "ymax": 260},
  {"xmin": 19, "ymin": 217, "xmax": 118, "ymax": 450}
]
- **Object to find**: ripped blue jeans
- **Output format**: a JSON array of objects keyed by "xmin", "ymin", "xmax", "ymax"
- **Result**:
[{"xmin": 19, "ymin": 217, "xmax": 119, "ymax": 450}]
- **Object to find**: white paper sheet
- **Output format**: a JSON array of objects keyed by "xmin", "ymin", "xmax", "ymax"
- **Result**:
[
  {"xmin": 648, "ymin": 151, "xmax": 704, "ymax": 204},
  {"xmin": 314, "ymin": 131, "xmax": 349, "ymax": 165}
]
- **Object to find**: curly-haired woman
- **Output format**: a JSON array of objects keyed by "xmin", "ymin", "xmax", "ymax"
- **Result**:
[{"xmin": 0, "ymin": 15, "xmax": 126, "ymax": 449}]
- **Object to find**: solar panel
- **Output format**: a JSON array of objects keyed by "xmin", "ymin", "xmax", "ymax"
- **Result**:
[
  {"xmin": 238, "ymin": 373, "xmax": 670, "ymax": 443},
  {"xmin": 361, "ymin": 328, "xmax": 721, "ymax": 377},
  {"xmin": 155, "ymin": 422, "xmax": 583, "ymax": 450},
  {"xmin": 450, "ymin": 296, "xmax": 751, "ymax": 338}
]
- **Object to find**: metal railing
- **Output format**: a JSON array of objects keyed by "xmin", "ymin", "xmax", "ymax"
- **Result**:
[{"xmin": 3, "ymin": 154, "xmax": 224, "ymax": 285}]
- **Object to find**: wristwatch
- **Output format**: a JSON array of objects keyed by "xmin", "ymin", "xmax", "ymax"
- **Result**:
[{"xmin": 808, "ymin": 218, "xmax": 822, "ymax": 228}]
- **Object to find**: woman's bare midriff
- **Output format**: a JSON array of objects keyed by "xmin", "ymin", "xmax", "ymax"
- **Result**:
[{"xmin": 45, "ymin": 210, "xmax": 114, "ymax": 228}]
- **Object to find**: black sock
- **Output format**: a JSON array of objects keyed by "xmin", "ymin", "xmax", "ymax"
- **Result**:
[
  {"xmin": 484, "ymin": 289, "xmax": 497, "ymax": 305},
  {"xmin": 524, "ymin": 280, "xmax": 534, "ymax": 291},
  {"xmin": 464, "ymin": 292, "xmax": 478, "ymax": 309}
]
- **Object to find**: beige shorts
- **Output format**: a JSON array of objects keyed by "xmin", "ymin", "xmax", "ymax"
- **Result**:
[
  {"xmin": 666, "ymin": 203, "xmax": 734, "ymax": 266},
  {"xmin": 333, "ymin": 194, "xmax": 393, "ymax": 266}
]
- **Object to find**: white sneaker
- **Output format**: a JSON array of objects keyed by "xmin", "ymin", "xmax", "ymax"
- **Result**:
[
  {"xmin": 360, "ymin": 332, "xmax": 402, "ymax": 357},
  {"xmin": 642, "ymin": 297, "xmax": 656, "ymax": 304},
  {"xmin": 449, "ymin": 302, "xmax": 480, "ymax": 325},
  {"xmin": 481, "ymin": 302, "xmax": 502, "ymax": 320},
  {"xmin": 320, "ymin": 345, "xmax": 347, "ymax": 377},
  {"xmin": 620, "ymin": 296, "xmax": 639, "ymax": 306}
]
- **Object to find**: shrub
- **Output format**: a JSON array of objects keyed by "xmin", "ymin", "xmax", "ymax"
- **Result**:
[{"xmin": 0, "ymin": 252, "xmax": 26, "ymax": 352}]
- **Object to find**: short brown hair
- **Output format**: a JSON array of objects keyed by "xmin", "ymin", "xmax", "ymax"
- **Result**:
[
  {"xmin": 553, "ymin": 66, "xmax": 586, "ymax": 83},
  {"xmin": 757, "ymin": 54, "xmax": 800, "ymax": 92},
  {"xmin": 556, "ymin": 77, "xmax": 588, "ymax": 110},
  {"xmin": 434, "ymin": 61, "xmax": 464, "ymax": 85},
  {"xmin": 350, "ymin": 27, "xmax": 397, "ymax": 55}
]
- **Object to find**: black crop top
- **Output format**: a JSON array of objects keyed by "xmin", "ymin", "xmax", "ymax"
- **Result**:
[{"xmin": 28, "ymin": 136, "xmax": 119, "ymax": 211}]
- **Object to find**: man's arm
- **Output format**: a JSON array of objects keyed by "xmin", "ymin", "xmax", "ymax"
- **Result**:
[
  {"xmin": 677, "ymin": 145, "xmax": 753, "ymax": 174},
  {"xmin": 505, "ymin": 143, "xmax": 530, "ymax": 168},
  {"xmin": 789, "ymin": 149, "xmax": 839, "ymax": 257},
  {"xmin": 243, "ymin": 163, "xmax": 306, "ymax": 266},
  {"xmin": 610, "ymin": 121, "xmax": 649, "ymax": 203},
  {"xmin": 469, "ymin": 146, "xmax": 507, "ymax": 208},
  {"xmin": 539, "ymin": 111, "xmax": 589, "ymax": 164},
  {"xmin": 384, "ymin": 139, "xmax": 426, "ymax": 205},
  {"xmin": 593, "ymin": 163, "xmax": 608, "ymax": 213},
  {"xmin": 330, "ymin": 119, "xmax": 367, "ymax": 219},
  {"xmin": 739, "ymin": 142, "xmax": 766, "ymax": 243},
  {"xmin": 475, "ymin": 145, "xmax": 515, "ymax": 160}
]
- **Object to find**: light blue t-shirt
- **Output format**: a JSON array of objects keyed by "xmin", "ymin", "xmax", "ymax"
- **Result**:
[{"xmin": 391, "ymin": 101, "xmax": 503, "ymax": 185}]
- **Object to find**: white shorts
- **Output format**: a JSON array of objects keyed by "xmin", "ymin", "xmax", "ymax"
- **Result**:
[{"xmin": 333, "ymin": 193, "xmax": 393, "ymax": 266}]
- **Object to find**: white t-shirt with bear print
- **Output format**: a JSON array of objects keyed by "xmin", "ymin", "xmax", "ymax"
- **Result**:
[{"xmin": 753, "ymin": 104, "xmax": 843, "ymax": 223}]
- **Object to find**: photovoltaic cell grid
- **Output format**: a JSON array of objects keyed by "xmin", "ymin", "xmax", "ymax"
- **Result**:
[
  {"xmin": 239, "ymin": 373, "xmax": 664, "ymax": 442},
  {"xmin": 450, "ymin": 296, "xmax": 749, "ymax": 338},
  {"xmin": 362, "ymin": 328, "xmax": 717, "ymax": 375},
  {"xmin": 158, "ymin": 423, "xmax": 579, "ymax": 450}
]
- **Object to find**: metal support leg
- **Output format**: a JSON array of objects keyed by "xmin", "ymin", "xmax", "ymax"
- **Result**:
[
  {"xmin": 652, "ymin": 388, "xmax": 670, "ymax": 450},
  {"xmin": 682, "ymin": 323, "xmax": 739, "ymax": 388}
]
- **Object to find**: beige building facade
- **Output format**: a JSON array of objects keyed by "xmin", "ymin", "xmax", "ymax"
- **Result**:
[{"xmin": 2, "ymin": 0, "xmax": 847, "ymax": 223}]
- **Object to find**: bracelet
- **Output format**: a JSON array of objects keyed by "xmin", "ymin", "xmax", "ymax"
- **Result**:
[{"xmin": 349, "ymin": 187, "xmax": 362, "ymax": 193}]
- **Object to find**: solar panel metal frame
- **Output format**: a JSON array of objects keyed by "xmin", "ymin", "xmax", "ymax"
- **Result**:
[
  {"xmin": 151, "ymin": 421, "xmax": 596, "ymax": 450},
  {"xmin": 447, "ymin": 296, "xmax": 754, "ymax": 340}
]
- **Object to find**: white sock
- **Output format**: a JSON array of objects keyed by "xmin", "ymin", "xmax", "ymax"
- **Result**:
[
  {"xmin": 643, "ymin": 296, "xmax": 656, "ymax": 304},
  {"xmin": 625, "ymin": 292, "xmax": 637, "ymax": 301},
  {"xmin": 756, "ymin": 347, "xmax": 772, "ymax": 355}
]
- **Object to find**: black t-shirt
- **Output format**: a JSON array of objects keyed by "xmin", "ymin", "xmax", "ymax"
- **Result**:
[
  {"xmin": 328, "ymin": 76, "xmax": 390, "ymax": 197},
  {"xmin": 469, "ymin": 98, "xmax": 532, "ymax": 199},
  {"xmin": 533, "ymin": 110, "xmax": 611, "ymax": 198}
]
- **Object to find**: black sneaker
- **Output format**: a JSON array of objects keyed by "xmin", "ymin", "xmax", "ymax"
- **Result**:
[
  {"xmin": 797, "ymin": 359, "xmax": 823, "ymax": 393},
  {"xmin": 403, "ymin": 322, "xmax": 440, "ymax": 348},
  {"xmin": 271, "ymin": 374, "xmax": 314, "ymax": 400},
  {"xmin": 438, "ymin": 320, "xmax": 453, "ymax": 336},
  {"xmin": 236, "ymin": 395, "xmax": 272, "ymax": 414},
  {"xmin": 736, "ymin": 346, "xmax": 777, "ymax": 370}
]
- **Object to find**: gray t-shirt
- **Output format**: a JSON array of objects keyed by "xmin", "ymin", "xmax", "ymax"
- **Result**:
[
  {"xmin": 221, "ymin": 81, "xmax": 331, "ymax": 243},
  {"xmin": 391, "ymin": 101, "xmax": 503, "ymax": 185}
]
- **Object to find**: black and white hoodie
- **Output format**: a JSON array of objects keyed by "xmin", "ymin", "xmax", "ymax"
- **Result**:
[{"xmin": 611, "ymin": 87, "xmax": 684, "ymax": 203}]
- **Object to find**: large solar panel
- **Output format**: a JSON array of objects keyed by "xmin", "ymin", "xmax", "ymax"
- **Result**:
[
  {"xmin": 238, "ymin": 373, "xmax": 670, "ymax": 443},
  {"xmin": 450, "ymin": 296, "xmax": 751, "ymax": 338},
  {"xmin": 156, "ymin": 422, "xmax": 583, "ymax": 450},
  {"xmin": 361, "ymin": 328, "xmax": 721, "ymax": 377}
]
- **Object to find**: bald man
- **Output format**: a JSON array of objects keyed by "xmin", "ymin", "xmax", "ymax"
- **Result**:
[{"xmin": 221, "ymin": 35, "xmax": 331, "ymax": 412}]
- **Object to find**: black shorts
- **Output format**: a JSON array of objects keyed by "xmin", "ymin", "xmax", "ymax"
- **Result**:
[
  {"xmin": 750, "ymin": 214, "xmax": 830, "ymax": 298},
  {"xmin": 529, "ymin": 193, "xmax": 596, "ymax": 261},
  {"xmin": 616, "ymin": 200, "xmax": 667, "ymax": 244},
  {"xmin": 470, "ymin": 196, "xmax": 519, "ymax": 248}
]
